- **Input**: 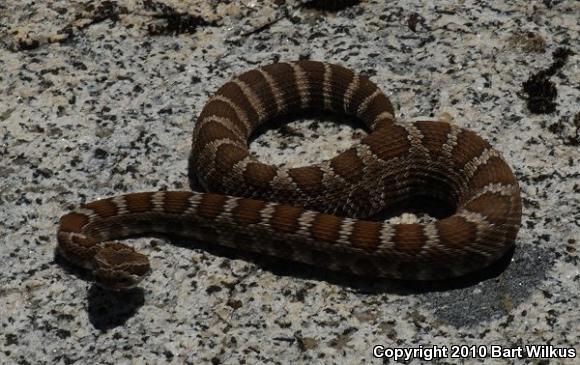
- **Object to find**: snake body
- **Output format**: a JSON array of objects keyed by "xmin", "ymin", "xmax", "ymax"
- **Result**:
[{"xmin": 57, "ymin": 61, "xmax": 522, "ymax": 290}]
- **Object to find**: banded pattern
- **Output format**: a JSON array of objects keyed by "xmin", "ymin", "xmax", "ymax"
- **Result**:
[{"xmin": 57, "ymin": 61, "xmax": 522, "ymax": 290}]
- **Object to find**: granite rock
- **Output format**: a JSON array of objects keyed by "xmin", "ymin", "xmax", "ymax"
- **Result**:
[{"xmin": 1, "ymin": 0, "xmax": 579, "ymax": 364}]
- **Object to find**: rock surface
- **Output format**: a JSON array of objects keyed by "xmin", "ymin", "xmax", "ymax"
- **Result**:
[{"xmin": 1, "ymin": 0, "xmax": 578, "ymax": 363}]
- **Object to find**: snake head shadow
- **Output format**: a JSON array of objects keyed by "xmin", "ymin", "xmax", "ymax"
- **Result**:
[{"xmin": 92, "ymin": 242, "xmax": 151, "ymax": 291}]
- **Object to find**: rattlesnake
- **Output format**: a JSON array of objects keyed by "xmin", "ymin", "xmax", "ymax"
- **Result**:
[{"xmin": 57, "ymin": 60, "xmax": 522, "ymax": 290}]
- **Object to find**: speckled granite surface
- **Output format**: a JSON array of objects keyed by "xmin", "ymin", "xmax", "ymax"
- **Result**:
[{"xmin": 1, "ymin": 1, "xmax": 579, "ymax": 364}]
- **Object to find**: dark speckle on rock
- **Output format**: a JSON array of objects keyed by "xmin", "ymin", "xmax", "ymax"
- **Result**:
[
  {"xmin": 94, "ymin": 148, "xmax": 108, "ymax": 159},
  {"xmin": 521, "ymin": 47, "xmax": 574, "ymax": 114}
]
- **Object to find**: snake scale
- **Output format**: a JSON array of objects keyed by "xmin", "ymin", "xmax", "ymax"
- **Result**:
[{"xmin": 57, "ymin": 60, "xmax": 522, "ymax": 290}]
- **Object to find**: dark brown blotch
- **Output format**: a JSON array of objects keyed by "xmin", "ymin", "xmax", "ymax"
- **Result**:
[
  {"xmin": 231, "ymin": 198, "xmax": 267, "ymax": 225},
  {"xmin": 197, "ymin": 100, "xmax": 250, "ymax": 137},
  {"xmin": 243, "ymin": 162, "xmax": 277, "ymax": 189},
  {"xmin": 85, "ymin": 198, "xmax": 118, "ymax": 219},
  {"xmin": 196, "ymin": 119, "xmax": 245, "ymax": 147},
  {"xmin": 270, "ymin": 205, "xmax": 303, "ymax": 233},
  {"xmin": 346, "ymin": 77, "xmax": 376, "ymax": 115},
  {"xmin": 59, "ymin": 212, "xmax": 90, "ymax": 232},
  {"xmin": 125, "ymin": 192, "xmax": 155, "ymax": 213},
  {"xmin": 414, "ymin": 121, "xmax": 452, "ymax": 158},
  {"xmin": 451, "ymin": 129, "xmax": 490, "ymax": 168},
  {"xmin": 468, "ymin": 157, "xmax": 516, "ymax": 191},
  {"xmin": 393, "ymin": 224, "xmax": 426, "ymax": 254},
  {"xmin": 350, "ymin": 220, "xmax": 381, "ymax": 250},
  {"xmin": 436, "ymin": 216, "xmax": 478, "ymax": 253},
  {"xmin": 237, "ymin": 69, "xmax": 276, "ymax": 118},
  {"xmin": 163, "ymin": 191, "xmax": 195, "ymax": 214},
  {"xmin": 288, "ymin": 166, "xmax": 323, "ymax": 193},
  {"xmin": 197, "ymin": 193, "xmax": 230, "ymax": 219},
  {"xmin": 310, "ymin": 213, "xmax": 342, "ymax": 243},
  {"xmin": 327, "ymin": 64, "xmax": 355, "ymax": 111},
  {"xmin": 296, "ymin": 61, "xmax": 327, "ymax": 110},
  {"xmin": 330, "ymin": 148, "xmax": 365, "ymax": 182},
  {"xmin": 261, "ymin": 62, "xmax": 301, "ymax": 111},
  {"xmin": 215, "ymin": 81, "xmax": 259, "ymax": 130},
  {"xmin": 464, "ymin": 193, "xmax": 512, "ymax": 226},
  {"xmin": 360, "ymin": 93, "xmax": 395, "ymax": 129},
  {"xmin": 362, "ymin": 124, "xmax": 411, "ymax": 161},
  {"xmin": 215, "ymin": 143, "xmax": 249, "ymax": 172}
]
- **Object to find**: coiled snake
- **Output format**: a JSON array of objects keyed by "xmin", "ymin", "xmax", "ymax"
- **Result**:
[{"xmin": 57, "ymin": 61, "xmax": 522, "ymax": 290}]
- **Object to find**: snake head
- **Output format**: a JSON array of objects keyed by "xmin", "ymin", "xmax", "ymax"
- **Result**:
[{"xmin": 92, "ymin": 242, "xmax": 151, "ymax": 291}]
